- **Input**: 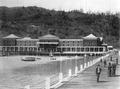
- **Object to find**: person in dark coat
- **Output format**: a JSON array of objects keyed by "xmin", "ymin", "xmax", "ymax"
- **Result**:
[
  {"xmin": 108, "ymin": 62, "xmax": 112, "ymax": 77},
  {"xmin": 100, "ymin": 59, "xmax": 102, "ymax": 63},
  {"xmin": 112, "ymin": 62, "xmax": 117, "ymax": 76},
  {"xmin": 96, "ymin": 64, "xmax": 102, "ymax": 82},
  {"xmin": 116, "ymin": 58, "xmax": 118, "ymax": 65},
  {"xmin": 110, "ymin": 57, "xmax": 112, "ymax": 61},
  {"xmin": 104, "ymin": 60, "xmax": 107, "ymax": 67}
]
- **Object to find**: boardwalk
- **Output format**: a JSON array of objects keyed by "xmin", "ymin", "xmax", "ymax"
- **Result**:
[{"xmin": 57, "ymin": 54, "xmax": 120, "ymax": 89}]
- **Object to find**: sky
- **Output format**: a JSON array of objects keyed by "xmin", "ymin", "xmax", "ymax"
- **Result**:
[{"xmin": 0, "ymin": 0, "xmax": 120, "ymax": 13}]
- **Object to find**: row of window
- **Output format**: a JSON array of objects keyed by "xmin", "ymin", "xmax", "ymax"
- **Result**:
[
  {"xmin": 2, "ymin": 47, "xmax": 104, "ymax": 52},
  {"xmin": 62, "ymin": 47, "xmax": 104, "ymax": 52},
  {"xmin": 2, "ymin": 40, "xmax": 100, "ymax": 47},
  {"xmin": 17, "ymin": 41, "xmax": 37, "ymax": 46},
  {"xmin": 84, "ymin": 42, "xmax": 97, "ymax": 46},
  {"xmin": 61, "ymin": 41, "xmax": 82, "ymax": 44},
  {"xmin": 60, "ymin": 41, "xmax": 83, "ymax": 46}
]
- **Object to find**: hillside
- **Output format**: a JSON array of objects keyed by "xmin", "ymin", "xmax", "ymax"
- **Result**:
[{"xmin": 0, "ymin": 6, "xmax": 119, "ymax": 47}]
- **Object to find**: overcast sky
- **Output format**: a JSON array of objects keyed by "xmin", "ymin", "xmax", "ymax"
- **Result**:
[{"xmin": 0, "ymin": 0, "xmax": 120, "ymax": 13}]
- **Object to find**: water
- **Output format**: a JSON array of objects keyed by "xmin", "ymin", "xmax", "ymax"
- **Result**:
[
  {"xmin": 0, "ymin": 56, "xmax": 93, "ymax": 89},
  {"xmin": 4, "ymin": 50, "xmax": 116, "ymax": 89}
]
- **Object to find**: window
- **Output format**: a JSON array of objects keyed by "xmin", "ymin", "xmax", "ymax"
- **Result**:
[
  {"xmin": 86, "ymin": 48, "xmax": 89, "ymax": 52},
  {"xmin": 95, "ymin": 48, "xmax": 98, "ymax": 52},
  {"xmin": 72, "ymin": 48, "xmax": 75, "ymax": 52},
  {"xmin": 99, "ymin": 48, "xmax": 103, "ymax": 52},
  {"xmin": 81, "ymin": 48, "xmax": 84, "ymax": 52},
  {"xmin": 77, "ymin": 48, "xmax": 80, "ymax": 52},
  {"xmin": 67, "ymin": 48, "xmax": 70, "ymax": 51},
  {"xmin": 90, "ymin": 48, "xmax": 94, "ymax": 52}
]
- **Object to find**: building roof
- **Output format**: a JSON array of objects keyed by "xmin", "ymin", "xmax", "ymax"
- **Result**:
[
  {"xmin": 17, "ymin": 37, "xmax": 38, "ymax": 41},
  {"xmin": 60, "ymin": 39, "xmax": 83, "ymax": 41},
  {"xmin": 39, "ymin": 34, "xmax": 59, "ymax": 40},
  {"xmin": 3, "ymin": 34, "xmax": 20, "ymax": 39},
  {"xmin": 83, "ymin": 34, "xmax": 98, "ymax": 39},
  {"xmin": 37, "ymin": 42, "xmax": 59, "ymax": 44},
  {"xmin": 21, "ymin": 37, "xmax": 31, "ymax": 40}
]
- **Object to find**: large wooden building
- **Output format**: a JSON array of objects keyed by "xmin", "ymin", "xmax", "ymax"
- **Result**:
[{"xmin": 0, "ymin": 33, "xmax": 108, "ymax": 56}]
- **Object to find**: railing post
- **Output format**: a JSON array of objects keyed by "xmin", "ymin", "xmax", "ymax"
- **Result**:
[
  {"xmin": 68, "ymin": 69, "xmax": 72, "ymax": 77},
  {"xmin": 80, "ymin": 65, "xmax": 83, "ymax": 71},
  {"xmin": 59, "ymin": 72, "xmax": 63, "ymax": 82},
  {"xmin": 75, "ymin": 66, "xmax": 78, "ymax": 76},
  {"xmin": 84, "ymin": 63, "xmax": 86, "ymax": 68},
  {"xmin": 45, "ymin": 77, "xmax": 50, "ymax": 89}
]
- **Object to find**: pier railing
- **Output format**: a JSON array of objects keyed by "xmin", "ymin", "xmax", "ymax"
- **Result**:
[{"xmin": 18, "ymin": 49, "xmax": 118, "ymax": 89}]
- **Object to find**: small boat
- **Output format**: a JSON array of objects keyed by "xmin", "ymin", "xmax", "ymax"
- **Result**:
[{"xmin": 21, "ymin": 57, "xmax": 36, "ymax": 61}]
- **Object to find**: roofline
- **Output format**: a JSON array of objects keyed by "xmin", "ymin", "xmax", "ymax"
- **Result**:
[
  {"xmin": 17, "ymin": 39, "xmax": 39, "ymax": 41},
  {"xmin": 60, "ymin": 39, "xmax": 83, "ymax": 41},
  {"xmin": 3, "ymin": 34, "xmax": 20, "ymax": 39}
]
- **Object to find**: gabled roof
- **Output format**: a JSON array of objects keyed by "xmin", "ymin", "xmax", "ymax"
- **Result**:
[
  {"xmin": 39, "ymin": 34, "xmax": 59, "ymax": 40},
  {"xmin": 21, "ymin": 37, "xmax": 31, "ymax": 40},
  {"xmin": 60, "ymin": 39, "xmax": 83, "ymax": 41},
  {"xmin": 83, "ymin": 34, "xmax": 98, "ymax": 39},
  {"xmin": 3, "ymin": 34, "xmax": 20, "ymax": 39},
  {"xmin": 17, "ymin": 37, "xmax": 38, "ymax": 41}
]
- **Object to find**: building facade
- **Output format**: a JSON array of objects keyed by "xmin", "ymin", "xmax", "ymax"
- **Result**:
[
  {"xmin": 1, "ymin": 34, "xmax": 20, "ymax": 56},
  {"xmin": 17, "ymin": 37, "xmax": 39, "ymax": 55},
  {"xmin": 1, "ymin": 33, "xmax": 107, "ymax": 56}
]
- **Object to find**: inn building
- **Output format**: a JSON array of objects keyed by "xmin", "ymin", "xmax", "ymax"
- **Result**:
[
  {"xmin": 0, "ymin": 33, "xmax": 108, "ymax": 56},
  {"xmin": 17, "ymin": 37, "xmax": 39, "ymax": 55}
]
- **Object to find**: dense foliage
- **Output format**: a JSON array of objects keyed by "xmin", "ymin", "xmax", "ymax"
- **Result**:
[{"xmin": 0, "ymin": 6, "xmax": 119, "ymax": 47}]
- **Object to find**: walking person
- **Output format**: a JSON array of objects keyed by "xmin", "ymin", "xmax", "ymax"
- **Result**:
[
  {"xmin": 111, "ymin": 60, "xmax": 116, "ymax": 76},
  {"xmin": 116, "ymin": 58, "xmax": 118, "ymax": 65},
  {"xmin": 96, "ymin": 64, "xmax": 102, "ymax": 82},
  {"xmin": 108, "ymin": 62, "xmax": 112, "ymax": 77},
  {"xmin": 104, "ymin": 59, "xmax": 107, "ymax": 67},
  {"xmin": 112, "ymin": 61, "xmax": 117, "ymax": 76},
  {"xmin": 110, "ymin": 57, "xmax": 112, "ymax": 61},
  {"xmin": 100, "ymin": 59, "xmax": 102, "ymax": 63}
]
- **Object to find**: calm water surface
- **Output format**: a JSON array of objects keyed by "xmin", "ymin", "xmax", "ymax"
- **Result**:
[{"xmin": 0, "ymin": 56, "xmax": 92, "ymax": 89}]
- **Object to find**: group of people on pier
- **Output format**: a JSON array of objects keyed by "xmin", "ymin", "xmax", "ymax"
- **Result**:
[
  {"xmin": 108, "ymin": 57, "xmax": 118, "ymax": 77},
  {"xmin": 96, "ymin": 55, "xmax": 119, "ymax": 82}
]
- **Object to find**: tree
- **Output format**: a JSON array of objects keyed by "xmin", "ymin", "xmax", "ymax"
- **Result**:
[{"xmin": 1, "ymin": 7, "xmax": 8, "ymax": 28}]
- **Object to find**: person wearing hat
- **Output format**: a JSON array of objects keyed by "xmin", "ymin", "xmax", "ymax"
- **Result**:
[{"xmin": 96, "ymin": 64, "xmax": 102, "ymax": 82}]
